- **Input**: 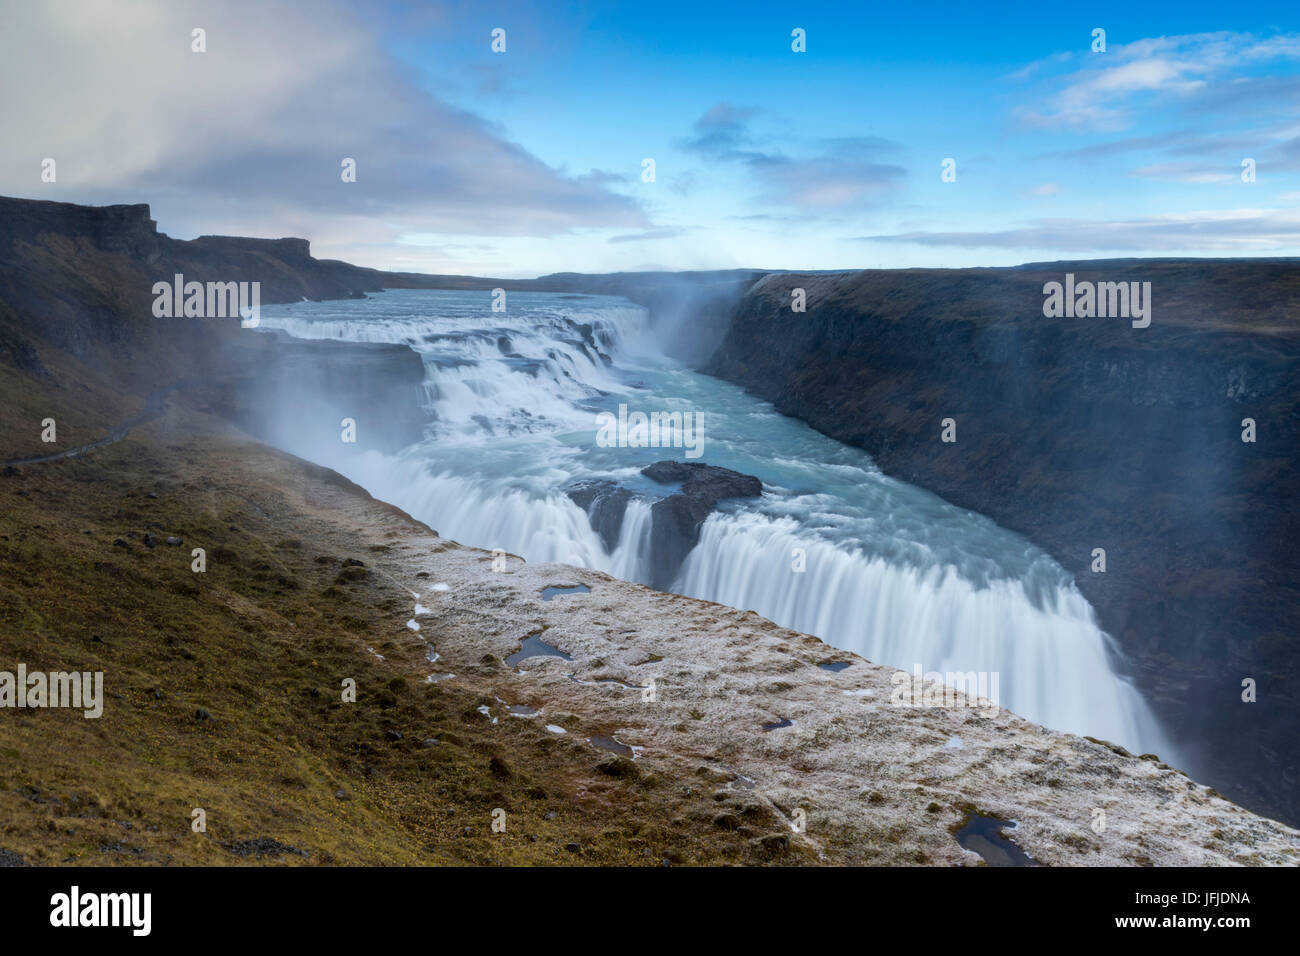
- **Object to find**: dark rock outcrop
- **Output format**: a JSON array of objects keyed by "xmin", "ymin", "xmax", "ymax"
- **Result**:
[
  {"xmin": 564, "ymin": 479, "xmax": 633, "ymax": 552},
  {"xmin": 0, "ymin": 196, "xmax": 433, "ymax": 454},
  {"xmin": 0, "ymin": 848, "xmax": 29, "ymax": 867},
  {"xmin": 706, "ymin": 263, "xmax": 1300, "ymax": 826},
  {"xmin": 642, "ymin": 461, "xmax": 763, "ymax": 589},
  {"xmin": 0, "ymin": 198, "xmax": 384, "ymax": 368}
]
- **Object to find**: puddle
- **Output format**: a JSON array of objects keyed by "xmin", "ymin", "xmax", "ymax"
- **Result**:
[
  {"xmin": 425, "ymin": 646, "xmax": 440, "ymax": 664},
  {"xmin": 818, "ymin": 661, "xmax": 852, "ymax": 673},
  {"xmin": 545, "ymin": 724, "xmax": 567, "ymax": 734},
  {"xmin": 842, "ymin": 688, "xmax": 874, "ymax": 697},
  {"xmin": 588, "ymin": 735, "xmax": 634, "ymax": 758},
  {"xmin": 541, "ymin": 584, "xmax": 591, "ymax": 601},
  {"xmin": 566, "ymin": 673, "xmax": 647, "ymax": 691},
  {"xmin": 495, "ymin": 696, "xmax": 541, "ymax": 718},
  {"xmin": 955, "ymin": 813, "xmax": 1037, "ymax": 867},
  {"xmin": 761, "ymin": 718, "xmax": 794, "ymax": 732},
  {"xmin": 476, "ymin": 704, "xmax": 498, "ymax": 724},
  {"xmin": 945, "ymin": 736, "xmax": 964, "ymax": 749},
  {"xmin": 413, "ymin": 603, "xmax": 431, "ymax": 616},
  {"xmin": 425, "ymin": 673, "xmax": 454, "ymax": 683},
  {"xmin": 506, "ymin": 632, "xmax": 573, "ymax": 667},
  {"xmin": 406, "ymin": 619, "xmax": 420, "ymax": 632}
]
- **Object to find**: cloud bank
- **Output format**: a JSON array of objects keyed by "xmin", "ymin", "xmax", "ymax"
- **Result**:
[{"xmin": 0, "ymin": 0, "xmax": 646, "ymax": 259}]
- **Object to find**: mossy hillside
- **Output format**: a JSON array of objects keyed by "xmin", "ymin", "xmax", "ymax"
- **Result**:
[{"xmin": 0, "ymin": 408, "xmax": 804, "ymax": 866}]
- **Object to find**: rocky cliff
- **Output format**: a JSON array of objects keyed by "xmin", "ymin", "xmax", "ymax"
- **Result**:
[
  {"xmin": 0, "ymin": 197, "xmax": 430, "ymax": 454},
  {"xmin": 705, "ymin": 264, "xmax": 1300, "ymax": 826}
]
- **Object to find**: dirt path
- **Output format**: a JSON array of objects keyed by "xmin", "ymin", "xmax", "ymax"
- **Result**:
[{"xmin": 1, "ymin": 378, "xmax": 211, "ymax": 466}]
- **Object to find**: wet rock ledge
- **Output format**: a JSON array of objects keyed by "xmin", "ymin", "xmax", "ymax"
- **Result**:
[{"xmin": 566, "ymin": 461, "xmax": 763, "ymax": 590}]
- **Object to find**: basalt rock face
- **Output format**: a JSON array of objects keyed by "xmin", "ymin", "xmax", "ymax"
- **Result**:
[
  {"xmin": 0, "ymin": 198, "xmax": 182, "ymax": 363},
  {"xmin": 0, "ymin": 196, "xmax": 431, "ymax": 451},
  {"xmin": 643, "ymin": 461, "xmax": 763, "ymax": 590},
  {"xmin": 564, "ymin": 463, "xmax": 763, "ymax": 585},
  {"xmin": 0, "ymin": 197, "xmax": 387, "ymax": 335},
  {"xmin": 176, "ymin": 235, "xmax": 379, "ymax": 303},
  {"xmin": 0, "ymin": 198, "xmax": 163, "ymax": 259},
  {"xmin": 706, "ymin": 263, "xmax": 1300, "ymax": 826}
]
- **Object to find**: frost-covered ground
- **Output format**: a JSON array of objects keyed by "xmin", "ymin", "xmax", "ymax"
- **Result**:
[{"xmin": 364, "ymin": 511, "xmax": 1300, "ymax": 866}]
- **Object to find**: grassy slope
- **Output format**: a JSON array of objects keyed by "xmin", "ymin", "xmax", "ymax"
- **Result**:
[{"xmin": 0, "ymin": 381, "xmax": 802, "ymax": 866}]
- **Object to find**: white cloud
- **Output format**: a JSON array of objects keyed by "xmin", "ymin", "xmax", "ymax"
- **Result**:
[
  {"xmin": 682, "ymin": 105, "xmax": 905, "ymax": 211},
  {"xmin": 1015, "ymin": 31, "xmax": 1300, "ymax": 131},
  {"xmin": 854, "ymin": 208, "xmax": 1300, "ymax": 252},
  {"xmin": 0, "ymin": 0, "xmax": 647, "ymax": 261},
  {"xmin": 1131, "ymin": 163, "xmax": 1236, "ymax": 184}
]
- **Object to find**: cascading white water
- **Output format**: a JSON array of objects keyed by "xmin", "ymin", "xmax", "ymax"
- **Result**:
[
  {"xmin": 260, "ymin": 290, "xmax": 644, "ymax": 439},
  {"xmin": 260, "ymin": 288, "xmax": 1175, "ymax": 760},
  {"xmin": 676, "ymin": 511, "xmax": 1167, "ymax": 751},
  {"xmin": 609, "ymin": 498, "xmax": 655, "ymax": 582},
  {"xmin": 352, "ymin": 463, "xmax": 611, "ymax": 569}
]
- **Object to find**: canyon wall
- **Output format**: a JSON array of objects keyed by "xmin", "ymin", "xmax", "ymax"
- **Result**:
[
  {"xmin": 705, "ymin": 264, "xmax": 1300, "ymax": 825},
  {"xmin": 0, "ymin": 197, "xmax": 429, "ymax": 453}
]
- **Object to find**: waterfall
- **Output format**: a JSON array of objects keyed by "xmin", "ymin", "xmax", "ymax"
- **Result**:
[
  {"xmin": 676, "ymin": 511, "xmax": 1172, "ymax": 755},
  {"xmin": 609, "ymin": 498, "xmax": 655, "ymax": 582},
  {"xmin": 259, "ymin": 288, "xmax": 1176, "ymax": 762}
]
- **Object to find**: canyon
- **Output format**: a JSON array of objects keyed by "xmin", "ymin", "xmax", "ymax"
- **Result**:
[
  {"xmin": 705, "ymin": 265, "xmax": 1300, "ymax": 825},
  {"xmin": 1, "ymin": 196, "xmax": 1296, "ymax": 863}
]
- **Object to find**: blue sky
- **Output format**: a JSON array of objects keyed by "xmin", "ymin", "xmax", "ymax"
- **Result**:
[{"xmin": 3, "ymin": 0, "xmax": 1299, "ymax": 274}]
